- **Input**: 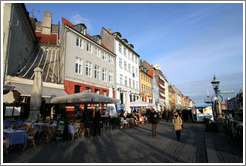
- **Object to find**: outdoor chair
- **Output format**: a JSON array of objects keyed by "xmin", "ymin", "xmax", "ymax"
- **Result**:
[
  {"xmin": 73, "ymin": 123, "xmax": 84, "ymax": 139},
  {"xmin": 3, "ymin": 135, "xmax": 8, "ymax": 154},
  {"xmin": 55, "ymin": 124, "xmax": 65, "ymax": 142},
  {"xmin": 40, "ymin": 125, "xmax": 51, "ymax": 143},
  {"xmin": 49, "ymin": 126, "xmax": 56, "ymax": 143},
  {"xmin": 22, "ymin": 123, "xmax": 32, "ymax": 131},
  {"xmin": 27, "ymin": 127, "xmax": 39, "ymax": 147}
]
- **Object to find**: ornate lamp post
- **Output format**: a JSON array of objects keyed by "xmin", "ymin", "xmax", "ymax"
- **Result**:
[
  {"xmin": 211, "ymin": 75, "xmax": 220, "ymax": 98},
  {"xmin": 211, "ymin": 75, "xmax": 221, "ymax": 118}
]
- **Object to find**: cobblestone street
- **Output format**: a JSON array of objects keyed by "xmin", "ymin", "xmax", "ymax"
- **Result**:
[{"xmin": 3, "ymin": 120, "xmax": 243, "ymax": 163}]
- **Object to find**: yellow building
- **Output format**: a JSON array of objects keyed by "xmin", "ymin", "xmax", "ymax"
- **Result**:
[{"xmin": 139, "ymin": 66, "xmax": 153, "ymax": 104}]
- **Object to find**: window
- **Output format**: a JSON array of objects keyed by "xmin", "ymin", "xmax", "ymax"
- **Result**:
[
  {"xmin": 125, "ymin": 76, "xmax": 127, "ymax": 86},
  {"xmin": 119, "ymin": 58, "xmax": 123, "ymax": 68},
  {"xmin": 136, "ymin": 57, "xmax": 138, "ymax": 64},
  {"xmin": 120, "ymin": 74, "xmax": 123, "ymax": 85},
  {"xmin": 136, "ymin": 68, "xmax": 138, "ymax": 77},
  {"xmin": 95, "ymin": 89, "xmax": 100, "ymax": 94},
  {"xmin": 86, "ymin": 87, "xmax": 91, "ymax": 92},
  {"xmin": 95, "ymin": 47, "xmax": 100, "ymax": 57},
  {"xmin": 124, "ymin": 48, "xmax": 126, "ymax": 56},
  {"xmin": 129, "ymin": 52, "xmax": 132, "ymax": 60},
  {"xmin": 133, "ymin": 80, "xmax": 135, "ymax": 89},
  {"xmin": 75, "ymin": 57, "xmax": 82, "ymax": 74},
  {"xmin": 144, "ymin": 76, "xmax": 146, "ymax": 81},
  {"xmin": 109, "ymin": 71, "xmax": 113, "ymax": 83},
  {"xmin": 94, "ymin": 65, "xmax": 100, "ymax": 79},
  {"xmin": 141, "ymin": 84, "xmax": 143, "ymax": 92},
  {"xmin": 136, "ymin": 81, "xmax": 139, "ymax": 90},
  {"xmin": 79, "ymin": 38, "xmax": 83, "ymax": 48},
  {"xmin": 86, "ymin": 42, "xmax": 92, "ymax": 53},
  {"xmin": 76, "ymin": 37, "xmax": 79, "ymax": 46},
  {"xmin": 124, "ymin": 61, "xmax": 127, "ymax": 71},
  {"xmin": 128, "ymin": 63, "xmax": 131, "ymax": 72},
  {"xmin": 119, "ymin": 43, "xmax": 122, "ymax": 53},
  {"xmin": 102, "ymin": 52, "xmax": 107, "ymax": 60},
  {"xmin": 86, "ymin": 61, "xmax": 92, "ymax": 77},
  {"xmin": 144, "ymin": 85, "xmax": 146, "ymax": 92},
  {"xmin": 76, "ymin": 37, "xmax": 83, "ymax": 48},
  {"xmin": 132, "ymin": 55, "xmax": 135, "ymax": 63},
  {"xmin": 109, "ymin": 55, "xmax": 113, "ymax": 63},
  {"xmin": 102, "ymin": 68, "xmax": 107, "ymax": 81},
  {"xmin": 75, "ymin": 85, "xmax": 81, "ymax": 93},
  {"xmin": 103, "ymin": 90, "xmax": 107, "ymax": 96},
  {"xmin": 132, "ymin": 66, "xmax": 134, "ymax": 74},
  {"xmin": 141, "ymin": 74, "xmax": 143, "ymax": 79},
  {"xmin": 129, "ymin": 78, "xmax": 131, "ymax": 88}
]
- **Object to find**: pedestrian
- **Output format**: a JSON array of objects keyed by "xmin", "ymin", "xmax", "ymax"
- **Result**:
[
  {"xmin": 93, "ymin": 107, "xmax": 102, "ymax": 136},
  {"xmin": 82, "ymin": 104, "xmax": 92, "ymax": 137},
  {"xmin": 165, "ymin": 109, "xmax": 169, "ymax": 122},
  {"xmin": 172, "ymin": 111, "xmax": 183, "ymax": 141},
  {"xmin": 149, "ymin": 108, "xmax": 159, "ymax": 136}
]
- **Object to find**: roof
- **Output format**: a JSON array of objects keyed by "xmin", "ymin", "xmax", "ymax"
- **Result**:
[
  {"xmin": 63, "ymin": 18, "xmax": 116, "ymax": 56},
  {"xmin": 35, "ymin": 31, "xmax": 57, "ymax": 45},
  {"xmin": 62, "ymin": 17, "xmax": 74, "ymax": 27}
]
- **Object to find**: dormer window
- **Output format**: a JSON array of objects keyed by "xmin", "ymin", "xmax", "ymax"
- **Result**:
[
  {"xmin": 74, "ymin": 23, "xmax": 87, "ymax": 35},
  {"xmin": 91, "ymin": 35, "xmax": 102, "ymax": 45}
]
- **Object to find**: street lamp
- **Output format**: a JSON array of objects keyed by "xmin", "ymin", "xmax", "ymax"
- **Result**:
[
  {"xmin": 211, "ymin": 75, "xmax": 220, "ymax": 98},
  {"xmin": 211, "ymin": 75, "xmax": 220, "ymax": 119}
]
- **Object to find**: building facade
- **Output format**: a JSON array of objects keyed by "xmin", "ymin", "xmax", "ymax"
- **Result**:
[
  {"xmin": 3, "ymin": 3, "xmax": 36, "ymax": 82},
  {"xmin": 60, "ymin": 18, "xmax": 116, "ymax": 111},
  {"xmin": 101, "ymin": 28, "xmax": 140, "ymax": 105},
  {"xmin": 139, "ymin": 63, "xmax": 153, "ymax": 103}
]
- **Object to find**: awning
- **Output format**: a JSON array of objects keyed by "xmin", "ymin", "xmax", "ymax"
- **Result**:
[
  {"xmin": 3, "ymin": 84, "xmax": 15, "ymax": 94},
  {"xmin": 11, "ymin": 83, "xmax": 67, "ymax": 98},
  {"xmin": 49, "ymin": 91, "xmax": 120, "ymax": 104}
]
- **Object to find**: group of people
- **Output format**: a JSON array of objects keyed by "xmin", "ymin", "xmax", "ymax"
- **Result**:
[{"xmin": 147, "ymin": 108, "xmax": 183, "ymax": 141}]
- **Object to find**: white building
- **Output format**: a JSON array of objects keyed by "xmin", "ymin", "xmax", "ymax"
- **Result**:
[{"xmin": 101, "ymin": 28, "xmax": 140, "ymax": 105}]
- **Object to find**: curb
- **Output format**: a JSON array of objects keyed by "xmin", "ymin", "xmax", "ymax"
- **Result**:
[{"xmin": 205, "ymin": 132, "xmax": 220, "ymax": 163}]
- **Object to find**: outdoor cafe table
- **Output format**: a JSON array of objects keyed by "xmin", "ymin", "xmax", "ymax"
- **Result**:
[
  {"xmin": 3, "ymin": 129, "xmax": 27, "ymax": 149},
  {"xmin": 34, "ymin": 123, "xmax": 57, "ymax": 133}
]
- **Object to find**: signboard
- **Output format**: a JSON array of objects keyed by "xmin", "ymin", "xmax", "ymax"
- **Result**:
[{"xmin": 219, "ymin": 89, "xmax": 235, "ymax": 94}]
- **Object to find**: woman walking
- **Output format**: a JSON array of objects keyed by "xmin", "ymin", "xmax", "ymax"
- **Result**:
[{"xmin": 172, "ymin": 111, "xmax": 183, "ymax": 141}]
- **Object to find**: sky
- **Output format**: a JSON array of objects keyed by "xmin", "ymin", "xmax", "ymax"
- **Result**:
[{"xmin": 25, "ymin": 2, "xmax": 244, "ymax": 104}]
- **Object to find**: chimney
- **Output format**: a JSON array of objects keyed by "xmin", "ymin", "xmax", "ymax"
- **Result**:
[
  {"xmin": 42, "ymin": 12, "xmax": 52, "ymax": 35},
  {"xmin": 108, "ymin": 29, "xmax": 112, "ymax": 34}
]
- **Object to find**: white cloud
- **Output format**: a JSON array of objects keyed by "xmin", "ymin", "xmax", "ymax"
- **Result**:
[{"xmin": 70, "ymin": 14, "xmax": 93, "ymax": 31}]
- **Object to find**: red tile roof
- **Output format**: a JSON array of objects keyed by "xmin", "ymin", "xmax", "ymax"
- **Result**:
[
  {"xmin": 62, "ymin": 17, "xmax": 74, "ymax": 27},
  {"xmin": 35, "ymin": 31, "xmax": 57, "ymax": 45},
  {"xmin": 86, "ymin": 34, "xmax": 91, "ymax": 38}
]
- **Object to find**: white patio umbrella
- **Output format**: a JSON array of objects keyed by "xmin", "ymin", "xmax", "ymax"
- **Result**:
[
  {"xmin": 129, "ymin": 100, "xmax": 155, "ymax": 107},
  {"xmin": 29, "ymin": 67, "xmax": 43, "ymax": 123},
  {"xmin": 124, "ymin": 91, "xmax": 131, "ymax": 116},
  {"xmin": 106, "ymin": 88, "xmax": 117, "ymax": 117}
]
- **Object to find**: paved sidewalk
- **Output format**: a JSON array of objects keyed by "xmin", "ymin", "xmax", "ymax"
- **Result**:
[{"xmin": 2, "ymin": 120, "xmax": 243, "ymax": 163}]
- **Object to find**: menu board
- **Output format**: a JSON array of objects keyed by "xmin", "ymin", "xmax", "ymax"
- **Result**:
[
  {"xmin": 13, "ymin": 107, "xmax": 21, "ymax": 116},
  {"xmin": 5, "ymin": 107, "xmax": 13, "ymax": 116}
]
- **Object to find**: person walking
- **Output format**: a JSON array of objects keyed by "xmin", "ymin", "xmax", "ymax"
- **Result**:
[
  {"xmin": 172, "ymin": 111, "xmax": 183, "ymax": 141},
  {"xmin": 149, "ymin": 108, "xmax": 159, "ymax": 136},
  {"xmin": 93, "ymin": 107, "xmax": 102, "ymax": 136},
  {"xmin": 82, "ymin": 104, "xmax": 92, "ymax": 137}
]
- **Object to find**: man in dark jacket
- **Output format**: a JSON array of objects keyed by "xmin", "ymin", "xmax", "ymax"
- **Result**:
[
  {"xmin": 82, "ymin": 104, "xmax": 92, "ymax": 137},
  {"xmin": 149, "ymin": 108, "xmax": 159, "ymax": 136},
  {"xmin": 93, "ymin": 107, "xmax": 102, "ymax": 136}
]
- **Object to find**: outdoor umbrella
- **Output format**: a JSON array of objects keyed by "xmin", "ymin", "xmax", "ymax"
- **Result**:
[
  {"xmin": 50, "ymin": 91, "xmax": 120, "ymax": 104},
  {"xmin": 29, "ymin": 67, "xmax": 43, "ymax": 123},
  {"xmin": 129, "ymin": 100, "xmax": 155, "ymax": 107}
]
